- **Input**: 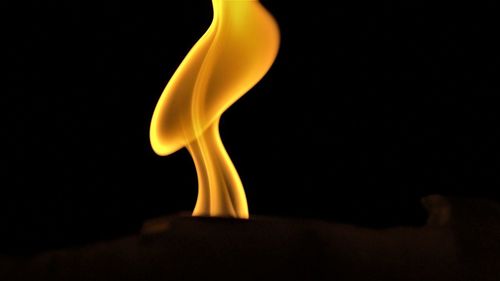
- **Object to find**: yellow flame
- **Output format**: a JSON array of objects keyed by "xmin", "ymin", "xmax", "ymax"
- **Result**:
[{"xmin": 150, "ymin": 0, "xmax": 280, "ymax": 218}]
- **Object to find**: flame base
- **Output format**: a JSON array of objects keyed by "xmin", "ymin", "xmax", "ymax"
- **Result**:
[{"xmin": 188, "ymin": 119, "xmax": 249, "ymax": 219}]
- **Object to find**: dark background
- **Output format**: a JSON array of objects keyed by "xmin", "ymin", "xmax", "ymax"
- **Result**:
[{"xmin": 2, "ymin": 0, "xmax": 498, "ymax": 255}]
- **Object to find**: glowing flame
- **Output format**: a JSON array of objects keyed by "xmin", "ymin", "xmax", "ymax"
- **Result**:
[{"xmin": 150, "ymin": 0, "xmax": 280, "ymax": 218}]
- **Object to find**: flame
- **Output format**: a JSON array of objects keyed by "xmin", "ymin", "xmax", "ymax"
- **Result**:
[{"xmin": 150, "ymin": 0, "xmax": 280, "ymax": 218}]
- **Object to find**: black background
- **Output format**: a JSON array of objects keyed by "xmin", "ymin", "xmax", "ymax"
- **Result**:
[{"xmin": 2, "ymin": 0, "xmax": 499, "ymax": 254}]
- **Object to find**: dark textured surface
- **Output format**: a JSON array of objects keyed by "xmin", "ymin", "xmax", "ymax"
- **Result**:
[{"xmin": 1, "ymin": 196, "xmax": 499, "ymax": 281}]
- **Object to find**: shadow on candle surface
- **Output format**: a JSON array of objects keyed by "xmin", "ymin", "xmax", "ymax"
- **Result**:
[{"xmin": 1, "ymin": 196, "xmax": 499, "ymax": 281}]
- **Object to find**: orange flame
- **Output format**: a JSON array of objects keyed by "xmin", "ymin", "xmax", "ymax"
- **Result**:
[{"xmin": 150, "ymin": 0, "xmax": 280, "ymax": 218}]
